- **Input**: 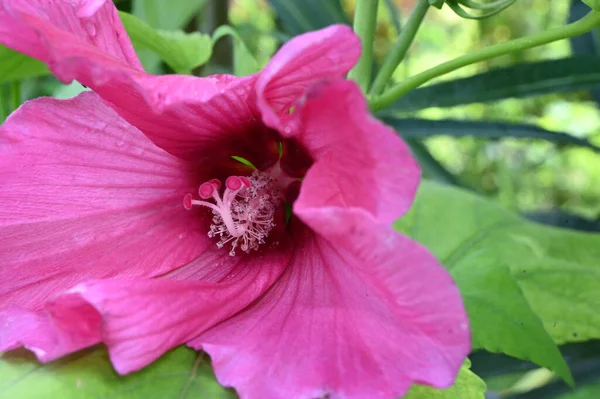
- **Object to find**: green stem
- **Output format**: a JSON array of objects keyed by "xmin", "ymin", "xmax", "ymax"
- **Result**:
[
  {"xmin": 0, "ymin": 86, "xmax": 7, "ymax": 123},
  {"xmin": 9, "ymin": 81, "xmax": 21, "ymax": 112},
  {"xmin": 348, "ymin": 0, "xmax": 379, "ymax": 93},
  {"xmin": 369, "ymin": 11, "xmax": 600, "ymax": 112},
  {"xmin": 370, "ymin": 0, "xmax": 429, "ymax": 95}
]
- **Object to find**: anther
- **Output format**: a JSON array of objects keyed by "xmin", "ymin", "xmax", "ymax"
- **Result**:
[
  {"xmin": 183, "ymin": 171, "xmax": 280, "ymax": 256},
  {"xmin": 198, "ymin": 182, "xmax": 216, "ymax": 199}
]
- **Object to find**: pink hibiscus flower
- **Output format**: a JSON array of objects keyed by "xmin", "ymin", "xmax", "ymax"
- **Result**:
[{"xmin": 0, "ymin": 1, "xmax": 470, "ymax": 398}]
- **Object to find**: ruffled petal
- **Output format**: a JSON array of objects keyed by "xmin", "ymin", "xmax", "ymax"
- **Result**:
[
  {"xmin": 256, "ymin": 25, "xmax": 361, "ymax": 132},
  {"xmin": 193, "ymin": 213, "xmax": 470, "ymax": 399},
  {"xmin": 68, "ymin": 244, "xmax": 290, "ymax": 374},
  {"xmin": 0, "ymin": 1, "xmax": 278, "ymax": 163},
  {"xmin": 292, "ymin": 79, "xmax": 420, "ymax": 224},
  {"xmin": 0, "ymin": 0, "xmax": 141, "ymax": 69},
  {"xmin": 0, "ymin": 295, "xmax": 101, "ymax": 362},
  {"xmin": 0, "ymin": 93, "xmax": 206, "ymax": 310}
]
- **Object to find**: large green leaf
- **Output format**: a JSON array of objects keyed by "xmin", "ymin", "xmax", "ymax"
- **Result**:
[
  {"xmin": 120, "ymin": 11, "xmax": 212, "ymax": 74},
  {"xmin": 0, "ymin": 346, "xmax": 235, "ymax": 399},
  {"xmin": 381, "ymin": 57, "xmax": 600, "ymax": 113},
  {"xmin": 399, "ymin": 182, "xmax": 600, "ymax": 345},
  {"xmin": 404, "ymin": 359, "xmax": 486, "ymax": 399},
  {"xmin": 393, "ymin": 181, "xmax": 600, "ymax": 384},
  {"xmin": 270, "ymin": 0, "xmax": 350, "ymax": 36},
  {"xmin": 386, "ymin": 118, "xmax": 600, "ymax": 152},
  {"xmin": 0, "ymin": 45, "xmax": 50, "ymax": 84}
]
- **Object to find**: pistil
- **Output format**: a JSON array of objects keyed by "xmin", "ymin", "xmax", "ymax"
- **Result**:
[{"xmin": 183, "ymin": 171, "xmax": 280, "ymax": 256}]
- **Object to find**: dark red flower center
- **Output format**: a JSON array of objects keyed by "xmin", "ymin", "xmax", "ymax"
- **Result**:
[{"xmin": 183, "ymin": 136, "xmax": 311, "ymax": 256}]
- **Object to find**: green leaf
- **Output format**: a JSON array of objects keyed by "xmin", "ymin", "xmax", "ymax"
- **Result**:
[
  {"xmin": 380, "ymin": 57, "xmax": 600, "ymax": 113},
  {"xmin": 270, "ymin": 0, "xmax": 350, "ymax": 36},
  {"xmin": 0, "ymin": 45, "xmax": 50, "ymax": 84},
  {"xmin": 394, "ymin": 182, "xmax": 593, "ymax": 385},
  {"xmin": 213, "ymin": 26, "xmax": 259, "ymax": 77},
  {"xmin": 0, "ymin": 346, "xmax": 235, "ymax": 399},
  {"xmin": 400, "ymin": 183, "xmax": 600, "ymax": 347},
  {"xmin": 385, "ymin": 118, "xmax": 600, "ymax": 152},
  {"xmin": 446, "ymin": 0, "xmax": 517, "ymax": 20},
  {"xmin": 404, "ymin": 359, "xmax": 486, "ymax": 399},
  {"xmin": 119, "ymin": 11, "xmax": 212, "ymax": 74}
]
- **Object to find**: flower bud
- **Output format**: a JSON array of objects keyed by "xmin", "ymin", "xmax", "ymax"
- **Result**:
[{"xmin": 447, "ymin": 0, "xmax": 516, "ymax": 20}]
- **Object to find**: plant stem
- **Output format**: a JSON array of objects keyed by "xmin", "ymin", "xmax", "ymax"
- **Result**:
[
  {"xmin": 9, "ymin": 81, "xmax": 21, "ymax": 112},
  {"xmin": 0, "ymin": 85, "xmax": 7, "ymax": 123},
  {"xmin": 348, "ymin": 0, "xmax": 379, "ymax": 93},
  {"xmin": 370, "ymin": 0, "xmax": 429, "ymax": 95},
  {"xmin": 369, "ymin": 11, "xmax": 600, "ymax": 112},
  {"xmin": 199, "ymin": 0, "xmax": 231, "ymax": 75}
]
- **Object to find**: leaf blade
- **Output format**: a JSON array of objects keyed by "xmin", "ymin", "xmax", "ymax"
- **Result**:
[{"xmin": 392, "ymin": 182, "xmax": 600, "ymax": 385}]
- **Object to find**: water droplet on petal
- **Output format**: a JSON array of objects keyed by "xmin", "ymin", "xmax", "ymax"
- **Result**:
[
  {"xmin": 284, "ymin": 126, "xmax": 292, "ymax": 134},
  {"xmin": 84, "ymin": 21, "xmax": 97, "ymax": 37}
]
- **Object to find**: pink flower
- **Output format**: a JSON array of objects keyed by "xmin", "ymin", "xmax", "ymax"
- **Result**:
[{"xmin": 0, "ymin": 1, "xmax": 470, "ymax": 398}]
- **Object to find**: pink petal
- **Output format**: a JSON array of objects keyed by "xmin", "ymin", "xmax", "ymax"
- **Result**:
[
  {"xmin": 0, "ymin": 93, "xmax": 207, "ymax": 310},
  {"xmin": 0, "ymin": 0, "xmax": 141, "ymax": 69},
  {"xmin": 70, "ymin": 245, "xmax": 291, "ymax": 374},
  {"xmin": 193, "ymin": 214, "xmax": 470, "ymax": 399},
  {"xmin": 0, "ymin": 1, "xmax": 277, "ymax": 163},
  {"xmin": 0, "ymin": 295, "xmax": 101, "ymax": 362},
  {"xmin": 100, "ymin": 74, "xmax": 280, "ymax": 167},
  {"xmin": 292, "ymin": 79, "xmax": 420, "ymax": 224},
  {"xmin": 75, "ymin": 0, "xmax": 108, "ymax": 18},
  {"xmin": 256, "ymin": 25, "xmax": 361, "ymax": 132}
]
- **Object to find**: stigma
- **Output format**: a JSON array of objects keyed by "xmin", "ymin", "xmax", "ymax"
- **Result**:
[{"xmin": 183, "ymin": 171, "xmax": 280, "ymax": 256}]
